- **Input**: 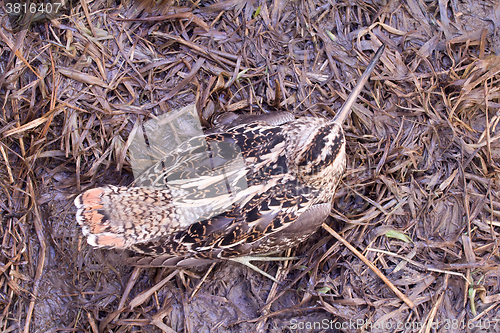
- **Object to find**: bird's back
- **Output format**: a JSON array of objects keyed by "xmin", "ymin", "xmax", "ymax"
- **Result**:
[{"xmin": 75, "ymin": 115, "xmax": 342, "ymax": 264}]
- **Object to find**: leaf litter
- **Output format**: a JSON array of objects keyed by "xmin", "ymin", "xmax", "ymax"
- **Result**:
[{"xmin": 1, "ymin": 0, "xmax": 500, "ymax": 332}]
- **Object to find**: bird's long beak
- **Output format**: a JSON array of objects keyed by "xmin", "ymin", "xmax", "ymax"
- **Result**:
[{"xmin": 333, "ymin": 44, "xmax": 385, "ymax": 125}]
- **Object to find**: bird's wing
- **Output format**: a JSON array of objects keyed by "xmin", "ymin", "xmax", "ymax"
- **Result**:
[
  {"xmin": 132, "ymin": 202, "xmax": 332, "ymax": 267},
  {"xmin": 130, "ymin": 172, "xmax": 331, "ymax": 262},
  {"xmin": 75, "ymin": 117, "xmax": 299, "ymax": 251},
  {"xmin": 206, "ymin": 111, "xmax": 295, "ymax": 133}
]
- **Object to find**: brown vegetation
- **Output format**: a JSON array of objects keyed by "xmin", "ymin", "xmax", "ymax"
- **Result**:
[{"xmin": 1, "ymin": 0, "xmax": 500, "ymax": 332}]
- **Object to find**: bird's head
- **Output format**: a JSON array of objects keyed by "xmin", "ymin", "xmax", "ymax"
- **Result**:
[{"xmin": 285, "ymin": 118, "xmax": 346, "ymax": 192}]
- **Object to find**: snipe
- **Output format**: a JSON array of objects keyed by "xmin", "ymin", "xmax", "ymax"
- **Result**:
[{"xmin": 75, "ymin": 45, "xmax": 385, "ymax": 281}]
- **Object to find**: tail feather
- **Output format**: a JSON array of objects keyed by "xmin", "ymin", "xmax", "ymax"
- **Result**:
[{"xmin": 74, "ymin": 186, "xmax": 178, "ymax": 248}]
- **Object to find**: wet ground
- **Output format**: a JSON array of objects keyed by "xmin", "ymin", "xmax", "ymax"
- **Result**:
[{"xmin": 1, "ymin": 0, "xmax": 500, "ymax": 332}]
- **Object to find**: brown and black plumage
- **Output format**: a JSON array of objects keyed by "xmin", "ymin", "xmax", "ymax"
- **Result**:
[{"xmin": 74, "ymin": 45, "xmax": 385, "ymax": 280}]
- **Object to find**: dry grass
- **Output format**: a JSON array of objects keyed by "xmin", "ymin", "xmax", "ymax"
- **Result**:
[{"xmin": 1, "ymin": 0, "xmax": 500, "ymax": 332}]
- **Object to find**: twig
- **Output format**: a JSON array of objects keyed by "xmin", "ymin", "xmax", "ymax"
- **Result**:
[{"xmin": 322, "ymin": 223, "xmax": 415, "ymax": 309}]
